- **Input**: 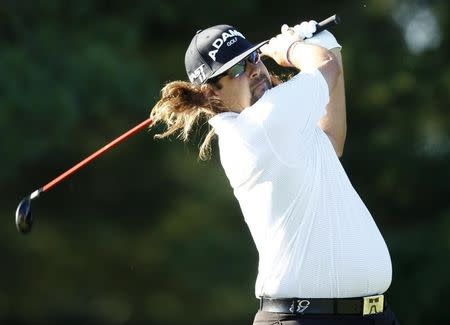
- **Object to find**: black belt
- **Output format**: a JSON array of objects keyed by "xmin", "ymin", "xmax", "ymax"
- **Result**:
[{"xmin": 259, "ymin": 294, "xmax": 386, "ymax": 315}]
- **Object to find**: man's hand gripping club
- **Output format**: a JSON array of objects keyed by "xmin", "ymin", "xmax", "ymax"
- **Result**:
[{"xmin": 260, "ymin": 21, "xmax": 341, "ymax": 90}]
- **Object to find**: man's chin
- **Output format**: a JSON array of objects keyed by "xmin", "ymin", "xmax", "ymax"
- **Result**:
[{"xmin": 251, "ymin": 80, "xmax": 271, "ymax": 105}]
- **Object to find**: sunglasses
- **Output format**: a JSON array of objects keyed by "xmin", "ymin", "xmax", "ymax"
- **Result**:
[{"xmin": 210, "ymin": 50, "xmax": 261, "ymax": 82}]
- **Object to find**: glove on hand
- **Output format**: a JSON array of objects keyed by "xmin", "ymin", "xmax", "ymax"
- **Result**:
[
  {"xmin": 293, "ymin": 20, "xmax": 317, "ymax": 39},
  {"xmin": 283, "ymin": 20, "xmax": 342, "ymax": 50},
  {"xmin": 281, "ymin": 20, "xmax": 316, "ymax": 40}
]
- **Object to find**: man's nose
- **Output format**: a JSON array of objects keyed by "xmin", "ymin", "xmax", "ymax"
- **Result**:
[{"xmin": 247, "ymin": 62, "xmax": 260, "ymax": 79}]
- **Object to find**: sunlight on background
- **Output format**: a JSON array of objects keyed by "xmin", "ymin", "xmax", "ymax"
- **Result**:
[
  {"xmin": 392, "ymin": 0, "xmax": 448, "ymax": 158},
  {"xmin": 392, "ymin": 2, "xmax": 442, "ymax": 54}
]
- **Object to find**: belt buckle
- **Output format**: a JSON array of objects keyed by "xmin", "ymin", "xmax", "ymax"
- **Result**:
[
  {"xmin": 289, "ymin": 299, "xmax": 311, "ymax": 314},
  {"xmin": 363, "ymin": 294, "xmax": 384, "ymax": 315}
]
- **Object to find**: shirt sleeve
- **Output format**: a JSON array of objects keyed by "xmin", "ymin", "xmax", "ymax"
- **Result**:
[{"xmin": 245, "ymin": 69, "xmax": 329, "ymax": 165}]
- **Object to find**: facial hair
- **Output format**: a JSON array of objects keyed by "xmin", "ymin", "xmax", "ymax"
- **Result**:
[{"xmin": 250, "ymin": 75, "xmax": 272, "ymax": 105}]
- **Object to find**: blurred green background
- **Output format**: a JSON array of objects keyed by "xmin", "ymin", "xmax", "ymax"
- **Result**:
[{"xmin": 1, "ymin": 0, "xmax": 449, "ymax": 324}]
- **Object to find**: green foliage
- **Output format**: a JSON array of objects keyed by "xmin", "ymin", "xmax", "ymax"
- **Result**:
[{"xmin": 0, "ymin": 0, "xmax": 449, "ymax": 324}]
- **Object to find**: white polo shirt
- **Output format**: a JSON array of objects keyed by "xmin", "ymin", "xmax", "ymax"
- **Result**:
[{"xmin": 208, "ymin": 69, "xmax": 392, "ymax": 299}]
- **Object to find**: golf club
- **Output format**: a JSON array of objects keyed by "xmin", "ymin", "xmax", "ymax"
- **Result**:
[
  {"xmin": 15, "ymin": 117, "xmax": 153, "ymax": 234},
  {"xmin": 315, "ymin": 14, "xmax": 340, "ymax": 33},
  {"xmin": 15, "ymin": 14, "xmax": 340, "ymax": 234}
]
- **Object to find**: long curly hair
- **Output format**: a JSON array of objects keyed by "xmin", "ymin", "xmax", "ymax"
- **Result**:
[{"xmin": 149, "ymin": 74, "xmax": 282, "ymax": 160}]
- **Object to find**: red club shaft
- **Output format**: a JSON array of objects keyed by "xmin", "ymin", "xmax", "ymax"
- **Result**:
[{"xmin": 41, "ymin": 117, "xmax": 153, "ymax": 193}]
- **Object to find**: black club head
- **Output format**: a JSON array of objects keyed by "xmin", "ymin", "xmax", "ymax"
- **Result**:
[{"xmin": 15, "ymin": 197, "xmax": 33, "ymax": 234}]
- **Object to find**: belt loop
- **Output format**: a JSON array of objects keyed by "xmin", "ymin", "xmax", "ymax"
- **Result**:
[
  {"xmin": 259, "ymin": 298, "xmax": 263, "ymax": 310},
  {"xmin": 333, "ymin": 298, "xmax": 338, "ymax": 313}
]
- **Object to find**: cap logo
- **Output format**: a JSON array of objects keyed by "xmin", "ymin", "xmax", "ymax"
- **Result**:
[
  {"xmin": 208, "ymin": 29, "xmax": 245, "ymax": 61},
  {"xmin": 189, "ymin": 64, "xmax": 207, "ymax": 83}
]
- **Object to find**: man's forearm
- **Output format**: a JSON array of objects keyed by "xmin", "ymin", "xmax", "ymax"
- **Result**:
[
  {"xmin": 287, "ymin": 42, "xmax": 341, "ymax": 91},
  {"xmin": 287, "ymin": 43, "xmax": 345, "ymax": 156},
  {"xmin": 317, "ymin": 48, "xmax": 346, "ymax": 157},
  {"xmin": 288, "ymin": 42, "xmax": 337, "ymax": 72}
]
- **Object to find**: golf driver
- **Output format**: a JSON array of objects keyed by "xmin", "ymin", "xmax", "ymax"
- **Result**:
[{"xmin": 15, "ymin": 14, "xmax": 340, "ymax": 234}]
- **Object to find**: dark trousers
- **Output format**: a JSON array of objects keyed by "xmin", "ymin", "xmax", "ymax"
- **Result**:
[{"xmin": 253, "ymin": 304, "xmax": 400, "ymax": 325}]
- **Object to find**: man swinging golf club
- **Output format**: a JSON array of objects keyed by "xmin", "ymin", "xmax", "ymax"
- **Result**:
[{"xmin": 149, "ymin": 20, "xmax": 400, "ymax": 324}]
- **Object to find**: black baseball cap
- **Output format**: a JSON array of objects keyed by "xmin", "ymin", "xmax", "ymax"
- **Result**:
[{"xmin": 185, "ymin": 24, "xmax": 267, "ymax": 85}]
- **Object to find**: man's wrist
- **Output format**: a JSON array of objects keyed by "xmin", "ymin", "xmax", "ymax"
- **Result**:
[
  {"xmin": 286, "ymin": 41, "xmax": 301, "ymax": 66},
  {"xmin": 285, "ymin": 41, "xmax": 338, "ymax": 72}
]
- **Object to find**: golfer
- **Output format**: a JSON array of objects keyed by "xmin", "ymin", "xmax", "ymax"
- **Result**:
[{"xmin": 150, "ymin": 21, "xmax": 399, "ymax": 325}]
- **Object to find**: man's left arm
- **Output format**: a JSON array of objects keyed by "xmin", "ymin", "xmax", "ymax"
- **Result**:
[
  {"xmin": 317, "ymin": 48, "xmax": 346, "ymax": 157},
  {"xmin": 276, "ymin": 23, "xmax": 347, "ymax": 157}
]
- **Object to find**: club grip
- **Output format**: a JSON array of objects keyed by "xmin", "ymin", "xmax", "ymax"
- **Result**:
[{"xmin": 313, "ymin": 14, "xmax": 340, "ymax": 35}]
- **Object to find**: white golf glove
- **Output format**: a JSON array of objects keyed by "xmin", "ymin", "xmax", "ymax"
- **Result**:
[
  {"xmin": 281, "ymin": 20, "xmax": 316, "ymax": 39},
  {"xmin": 282, "ymin": 20, "xmax": 342, "ymax": 50}
]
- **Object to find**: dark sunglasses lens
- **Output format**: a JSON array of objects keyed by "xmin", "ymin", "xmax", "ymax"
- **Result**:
[
  {"xmin": 228, "ymin": 62, "xmax": 245, "ymax": 78},
  {"xmin": 226, "ymin": 51, "xmax": 260, "ymax": 79},
  {"xmin": 248, "ymin": 51, "xmax": 260, "ymax": 64}
]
